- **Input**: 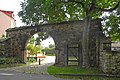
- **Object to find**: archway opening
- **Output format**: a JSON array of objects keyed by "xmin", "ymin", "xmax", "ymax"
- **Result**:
[{"xmin": 24, "ymin": 32, "xmax": 55, "ymax": 65}]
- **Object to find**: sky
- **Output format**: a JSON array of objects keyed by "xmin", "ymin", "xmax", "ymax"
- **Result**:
[
  {"xmin": 0, "ymin": 0, "xmax": 55, "ymax": 47},
  {"xmin": 0, "ymin": 0, "xmax": 24, "ymax": 27}
]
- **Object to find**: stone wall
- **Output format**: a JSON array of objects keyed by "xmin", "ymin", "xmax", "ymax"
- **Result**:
[
  {"xmin": 0, "ymin": 38, "xmax": 12, "ymax": 57},
  {"xmin": 100, "ymin": 51, "xmax": 120, "ymax": 74},
  {"xmin": 5, "ymin": 19, "xmax": 114, "ymax": 68},
  {"xmin": 0, "ymin": 40, "xmax": 5, "ymax": 57},
  {"xmin": 6, "ymin": 20, "xmax": 85, "ymax": 65}
]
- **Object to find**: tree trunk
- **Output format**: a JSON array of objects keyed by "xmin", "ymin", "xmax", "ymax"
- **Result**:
[{"xmin": 82, "ymin": 16, "xmax": 91, "ymax": 67}]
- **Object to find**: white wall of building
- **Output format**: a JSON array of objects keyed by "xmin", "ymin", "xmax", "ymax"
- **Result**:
[{"xmin": 0, "ymin": 11, "xmax": 15, "ymax": 37}]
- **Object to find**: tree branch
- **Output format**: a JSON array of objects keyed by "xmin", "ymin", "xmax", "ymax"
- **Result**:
[
  {"xmin": 95, "ymin": 1, "xmax": 120, "ymax": 12},
  {"xmin": 89, "ymin": 0, "xmax": 96, "ymax": 12}
]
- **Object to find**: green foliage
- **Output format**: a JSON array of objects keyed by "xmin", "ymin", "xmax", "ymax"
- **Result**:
[
  {"xmin": 41, "ymin": 47, "xmax": 54, "ymax": 55},
  {"xmin": 28, "ymin": 36, "xmax": 35, "ymax": 44},
  {"xmin": 102, "ymin": 11, "xmax": 120, "ymax": 41},
  {"xmin": 27, "ymin": 32, "xmax": 49, "ymax": 47},
  {"xmin": 26, "ymin": 32, "xmax": 49, "ymax": 55},
  {"xmin": 49, "ymin": 44, "xmax": 55, "ymax": 48},
  {"xmin": 19, "ymin": 0, "xmax": 119, "ymax": 23},
  {"xmin": 26, "ymin": 44, "xmax": 41, "ymax": 55},
  {"xmin": 27, "ymin": 57, "xmax": 36, "ymax": 63},
  {"xmin": 35, "ymin": 32, "xmax": 49, "ymax": 45},
  {"xmin": 0, "ymin": 58, "xmax": 21, "ymax": 64},
  {"xmin": 46, "ymin": 53, "xmax": 55, "ymax": 56},
  {"xmin": 41, "ymin": 47, "xmax": 53, "ymax": 52},
  {"xmin": 19, "ymin": 0, "xmax": 120, "ymax": 41}
]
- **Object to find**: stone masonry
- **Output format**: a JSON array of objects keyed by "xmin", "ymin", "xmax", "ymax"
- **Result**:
[{"xmin": 0, "ymin": 18, "xmax": 119, "ymax": 74}]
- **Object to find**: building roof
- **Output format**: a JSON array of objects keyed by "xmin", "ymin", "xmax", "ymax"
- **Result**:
[{"xmin": 0, "ymin": 10, "xmax": 14, "ymax": 19}]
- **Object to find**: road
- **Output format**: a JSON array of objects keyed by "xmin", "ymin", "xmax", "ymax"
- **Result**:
[
  {"xmin": 0, "ymin": 71, "xmax": 67, "ymax": 80},
  {"xmin": 0, "ymin": 56, "xmax": 71, "ymax": 80}
]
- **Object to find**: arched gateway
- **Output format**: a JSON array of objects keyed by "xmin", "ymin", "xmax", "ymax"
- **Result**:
[{"xmin": 6, "ymin": 19, "xmax": 108, "ymax": 67}]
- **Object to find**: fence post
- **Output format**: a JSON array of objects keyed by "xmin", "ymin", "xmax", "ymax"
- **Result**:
[{"xmin": 39, "ymin": 58, "xmax": 41, "ymax": 65}]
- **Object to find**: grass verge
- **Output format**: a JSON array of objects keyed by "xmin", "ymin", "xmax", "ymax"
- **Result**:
[
  {"xmin": 48, "ymin": 65, "xmax": 102, "ymax": 75},
  {"xmin": 47, "ymin": 65, "xmax": 120, "ymax": 80}
]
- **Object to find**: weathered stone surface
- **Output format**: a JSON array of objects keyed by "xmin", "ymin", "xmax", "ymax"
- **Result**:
[
  {"xmin": 100, "ymin": 51, "xmax": 120, "ymax": 74},
  {"xmin": 6, "ymin": 20, "xmax": 86, "ymax": 65},
  {"xmin": 0, "ymin": 41, "xmax": 5, "ymax": 57},
  {"xmin": 0, "ymin": 38, "xmax": 12, "ymax": 57},
  {"xmin": 1, "ymin": 18, "xmax": 120, "ymax": 74}
]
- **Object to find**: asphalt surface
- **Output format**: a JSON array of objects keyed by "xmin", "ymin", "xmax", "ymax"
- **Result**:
[
  {"xmin": 0, "ymin": 56, "xmax": 71, "ymax": 80},
  {"xmin": 0, "ymin": 71, "xmax": 68, "ymax": 80}
]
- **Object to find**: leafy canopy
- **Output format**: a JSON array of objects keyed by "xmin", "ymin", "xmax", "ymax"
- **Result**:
[
  {"xmin": 18, "ymin": 0, "xmax": 120, "ymax": 41},
  {"xmin": 26, "ymin": 32, "xmax": 48, "ymax": 55},
  {"xmin": 26, "ymin": 44, "xmax": 41, "ymax": 55}
]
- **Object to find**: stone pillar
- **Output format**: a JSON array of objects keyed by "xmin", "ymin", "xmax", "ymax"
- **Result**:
[
  {"xmin": 54, "ymin": 41, "xmax": 67, "ymax": 66},
  {"xmin": 55, "ymin": 50, "xmax": 59, "ymax": 65},
  {"xmin": 23, "ymin": 51, "xmax": 27, "ymax": 63},
  {"xmin": 56, "ymin": 48, "xmax": 66, "ymax": 65}
]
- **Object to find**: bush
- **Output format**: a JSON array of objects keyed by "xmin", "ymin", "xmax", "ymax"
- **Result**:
[
  {"xmin": 42, "ymin": 48, "xmax": 55, "ymax": 56},
  {"xmin": 0, "ymin": 58, "xmax": 6, "ymax": 64},
  {"xmin": 0, "ymin": 58, "xmax": 21, "ymax": 64},
  {"xmin": 27, "ymin": 57, "xmax": 36, "ymax": 63}
]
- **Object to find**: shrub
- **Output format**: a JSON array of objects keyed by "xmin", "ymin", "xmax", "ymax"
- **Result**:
[
  {"xmin": 27, "ymin": 57, "xmax": 36, "ymax": 63},
  {"xmin": 0, "ymin": 58, "xmax": 21, "ymax": 64},
  {"xmin": 0, "ymin": 58, "xmax": 6, "ymax": 64}
]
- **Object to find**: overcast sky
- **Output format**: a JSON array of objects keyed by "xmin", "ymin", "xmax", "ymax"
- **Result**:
[{"xmin": 0, "ymin": 0, "xmax": 24, "ymax": 27}]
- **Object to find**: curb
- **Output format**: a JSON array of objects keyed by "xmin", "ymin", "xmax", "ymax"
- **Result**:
[{"xmin": 54, "ymin": 74, "xmax": 120, "ymax": 78}]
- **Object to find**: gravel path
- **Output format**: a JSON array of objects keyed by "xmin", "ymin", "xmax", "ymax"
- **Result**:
[
  {"xmin": 0, "ymin": 56, "xmax": 72, "ymax": 80},
  {"xmin": 0, "ymin": 56, "xmax": 55, "ymax": 75},
  {"xmin": 0, "ymin": 63, "xmax": 53, "ymax": 75}
]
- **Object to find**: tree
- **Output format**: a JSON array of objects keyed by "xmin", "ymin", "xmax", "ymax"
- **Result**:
[
  {"xmin": 26, "ymin": 44, "xmax": 38, "ymax": 55},
  {"xmin": 35, "ymin": 32, "xmax": 49, "ymax": 46},
  {"xmin": 18, "ymin": 0, "xmax": 120, "ymax": 40},
  {"xmin": 28, "ymin": 36, "xmax": 35, "ymax": 44},
  {"xmin": 26, "ymin": 33, "xmax": 47, "ymax": 55},
  {"xmin": 27, "ymin": 32, "xmax": 48, "ymax": 46},
  {"xmin": 19, "ymin": 0, "xmax": 120, "ymax": 67},
  {"xmin": 102, "ymin": 11, "xmax": 120, "ymax": 41},
  {"xmin": 49, "ymin": 44, "xmax": 55, "ymax": 49}
]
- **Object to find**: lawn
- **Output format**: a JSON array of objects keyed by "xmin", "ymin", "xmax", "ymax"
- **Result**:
[
  {"xmin": 46, "ymin": 53, "xmax": 55, "ymax": 56},
  {"xmin": 47, "ymin": 65, "xmax": 120, "ymax": 80},
  {"xmin": 48, "ymin": 65, "xmax": 102, "ymax": 75}
]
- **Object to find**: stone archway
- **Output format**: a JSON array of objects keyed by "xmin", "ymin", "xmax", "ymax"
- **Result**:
[
  {"xmin": 25, "ymin": 32, "xmax": 55, "ymax": 63},
  {"xmin": 6, "ymin": 19, "xmax": 106, "ymax": 67}
]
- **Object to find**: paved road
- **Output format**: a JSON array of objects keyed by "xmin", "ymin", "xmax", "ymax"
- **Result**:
[
  {"xmin": 0, "ymin": 56, "xmax": 71, "ymax": 80},
  {"xmin": 0, "ymin": 71, "xmax": 69, "ymax": 80}
]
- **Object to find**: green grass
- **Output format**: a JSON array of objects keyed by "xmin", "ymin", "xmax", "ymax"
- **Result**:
[
  {"xmin": 46, "ymin": 53, "xmax": 55, "ymax": 56},
  {"xmin": 47, "ymin": 65, "xmax": 120, "ymax": 80},
  {"xmin": 47, "ymin": 65, "xmax": 102, "ymax": 75},
  {"xmin": 0, "ymin": 63, "xmax": 25, "ymax": 69}
]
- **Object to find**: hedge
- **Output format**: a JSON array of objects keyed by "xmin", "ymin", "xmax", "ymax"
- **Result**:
[{"xmin": 0, "ymin": 58, "xmax": 21, "ymax": 64}]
